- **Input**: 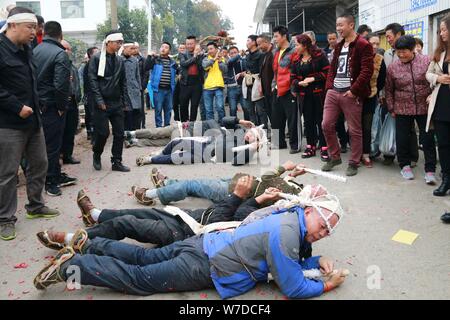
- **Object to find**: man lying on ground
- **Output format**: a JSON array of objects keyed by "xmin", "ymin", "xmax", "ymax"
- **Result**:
[
  {"xmin": 124, "ymin": 116, "xmax": 255, "ymax": 148},
  {"xmin": 37, "ymin": 176, "xmax": 281, "ymax": 249},
  {"xmin": 34, "ymin": 185, "xmax": 347, "ymax": 300},
  {"xmin": 131, "ymin": 161, "xmax": 305, "ymax": 206},
  {"xmin": 134, "ymin": 117, "xmax": 266, "ymax": 167}
]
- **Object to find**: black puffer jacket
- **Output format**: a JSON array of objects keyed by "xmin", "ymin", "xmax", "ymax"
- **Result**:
[
  {"xmin": 33, "ymin": 37, "xmax": 71, "ymax": 111},
  {"xmin": 88, "ymin": 52, "xmax": 128, "ymax": 108}
]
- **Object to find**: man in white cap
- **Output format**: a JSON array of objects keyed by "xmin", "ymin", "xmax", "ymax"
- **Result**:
[
  {"xmin": 88, "ymin": 30, "xmax": 130, "ymax": 172},
  {"xmin": 0, "ymin": 7, "xmax": 60, "ymax": 241}
]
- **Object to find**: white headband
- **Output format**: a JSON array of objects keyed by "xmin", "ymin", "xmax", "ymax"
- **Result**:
[
  {"xmin": 0, "ymin": 13, "xmax": 37, "ymax": 33},
  {"xmin": 98, "ymin": 33, "xmax": 124, "ymax": 77}
]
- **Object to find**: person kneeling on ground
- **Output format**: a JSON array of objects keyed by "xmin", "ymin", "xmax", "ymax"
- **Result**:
[
  {"xmin": 34, "ymin": 185, "xmax": 347, "ymax": 299},
  {"xmin": 131, "ymin": 161, "xmax": 306, "ymax": 206},
  {"xmin": 37, "ymin": 176, "xmax": 281, "ymax": 249}
]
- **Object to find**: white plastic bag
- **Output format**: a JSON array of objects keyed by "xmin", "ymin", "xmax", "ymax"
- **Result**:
[
  {"xmin": 379, "ymin": 114, "xmax": 396, "ymax": 157},
  {"xmin": 370, "ymin": 104, "xmax": 383, "ymax": 156}
]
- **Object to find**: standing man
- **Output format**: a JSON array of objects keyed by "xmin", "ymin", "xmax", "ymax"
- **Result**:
[
  {"xmin": 0, "ymin": 7, "xmax": 60, "ymax": 240},
  {"xmin": 122, "ymin": 42, "xmax": 142, "ymax": 131},
  {"xmin": 202, "ymin": 42, "xmax": 227, "ymax": 121},
  {"xmin": 34, "ymin": 21, "xmax": 76, "ymax": 196},
  {"xmin": 257, "ymin": 34, "xmax": 274, "ymax": 125},
  {"xmin": 242, "ymin": 35, "xmax": 267, "ymax": 128},
  {"xmin": 179, "ymin": 35, "xmax": 204, "ymax": 122},
  {"xmin": 172, "ymin": 44, "xmax": 186, "ymax": 121},
  {"xmin": 30, "ymin": 15, "xmax": 43, "ymax": 49},
  {"xmin": 272, "ymin": 25, "xmax": 300, "ymax": 154},
  {"xmin": 83, "ymin": 46, "xmax": 99, "ymax": 142},
  {"xmin": 61, "ymin": 39, "xmax": 82, "ymax": 165},
  {"xmin": 134, "ymin": 42, "xmax": 148, "ymax": 129},
  {"xmin": 88, "ymin": 30, "xmax": 130, "ymax": 173},
  {"xmin": 225, "ymin": 46, "xmax": 245, "ymax": 117},
  {"xmin": 321, "ymin": 14, "xmax": 374, "ymax": 176},
  {"xmin": 146, "ymin": 42, "xmax": 178, "ymax": 128},
  {"xmin": 324, "ymin": 32, "xmax": 338, "ymax": 63}
]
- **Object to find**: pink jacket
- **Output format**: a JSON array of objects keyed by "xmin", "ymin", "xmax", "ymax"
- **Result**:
[{"xmin": 386, "ymin": 53, "xmax": 432, "ymax": 116}]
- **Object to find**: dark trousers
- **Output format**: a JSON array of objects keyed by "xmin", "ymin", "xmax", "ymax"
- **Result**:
[
  {"xmin": 396, "ymin": 115, "xmax": 436, "ymax": 172},
  {"xmin": 179, "ymin": 83, "xmax": 203, "ymax": 122},
  {"xmin": 434, "ymin": 120, "xmax": 450, "ymax": 174},
  {"xmin": 63, "ymin": 236, "xmax": 213, "ymax": 296},
  {"xmin": 151, "ymin": 139, "xmax": 210, "ymax": 165},
  {"xmin": 42, "ymin": 108, "xmax": 66, "ymax": 185},
  {"xmin": 173, "ymin": 82, "xmax": 181, "ymax": 121},
  {"xmin": 0, "ymin": 128, "xmax": 47, "ymax": 225},
  {"xmin": 271, "ymin": 92, "xmax": 300, "ymax": 150},
  {"xmin": 264, "ymin": 94, "xmax": 273, "ymax": 125},
  {"xmin": 302, "ymin": 93, "xmax": 326, "ymax": 147},
  {"xmin": 362, "ymin": 97, "xmax": 377, "ymax": 155},
  {"xmin": 124, "ymin": 109, "xmax": 141, "ymax": 131},
  {"xmin": 84, "ymin": 95, "xmax": 94, "ymax": 135},
  {"xmin": 61, "ymin": 100, "xmax": 79, "ymax": 159},
  {"xmin": 87, "ymin": 208, "xmax": 190, "ymax": 246},
  {"xmin": 92, "ymin": 104, "xmax": 125, "ymax": 163},
  {"xmin": 140, "ymin": 91, "xmax": 146, "ymax": 129},
  {"xmin": 247, "ymin": 98, "xmax": 268, "ymax": 129}
]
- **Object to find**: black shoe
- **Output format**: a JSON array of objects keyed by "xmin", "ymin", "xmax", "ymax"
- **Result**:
[
  {"xmin": 58, "ymin": 173, "xmax": 78, "ymax": 188},
  {"xmin": 93, "ymin": 154, "xmax": 102, "ymax": 171},
  {"xmin": 434, "ymin": 174, "xmax": 450, "ymax": 197},
  {"xmin": 63, "ymin": 156, "xmax": 81, "ymax": 165},
  {"xmin": 289, "ymin": 149, "xmax": 301, "ymax": 155},
  {"xmin": 124, "ymin": 131, "xmax": 133, "ymax": 141},
  {"xmin": 441, "ymin": 212, "xmax": 450, "ymax": 224},
  {"xmin": 341, "ymin": 146, "xmax": 348, "ymax": 154},
  {"xmin": 46, "ymin": 184, "xmax": 62, "ymax": 197},
  {"xmin": 112, "ymin": 161, "xmax": 130, "ymax": 172}
]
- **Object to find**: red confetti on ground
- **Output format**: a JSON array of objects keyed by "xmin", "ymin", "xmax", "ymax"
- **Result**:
[
  {"xmin": 22, "ymin": 290, "xmax": 30, "ymax": 295},
  {"xmin": 199, "ymin": 293, "xmax": 208, "ymax": 299},
  {"xmin": 18, "ymin": 281, "xmax": 25, "ymax": 284},
  {"xmin": 14, "ymin": 263, "xmax": 28, "ymax": 269},
  {"xmin": 8, "ymin": 291, "xmax": 14, "ymax": 297},
  {"xmin": 86, "ymin": 295, "xmax": 94, "ymax": 300},
  {"xmin": 45, "ymin": 256, "xmax": 55, "ymax": 260}
]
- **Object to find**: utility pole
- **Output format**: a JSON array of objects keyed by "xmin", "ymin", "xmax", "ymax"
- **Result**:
[{"xmin": 111, "ymin": 0, "xmax": 118, "ymax": 30}]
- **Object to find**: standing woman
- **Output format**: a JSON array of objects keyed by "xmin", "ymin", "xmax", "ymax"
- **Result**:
[
  {"xmin": 291, "ymin": 34, "xmax": 330, "ymax": 161},
  {"xmin": 361, "ymin": 34, "xmax": 386, "ymax": 168},
  {"xmin": 427, "ymin": 15, "xmax": 450, "ymax": 197}
]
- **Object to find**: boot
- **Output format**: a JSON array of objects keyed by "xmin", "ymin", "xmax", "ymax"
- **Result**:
[
  {"xmin": 93, "ymin": 154, "xmax": 102, "ymax": 171},
  {"xmin": 434, "ymin": 173, "xmax": 450, "ymax": 197},
  {"xmin": 112, "ymin": 160, "xmax": 130, "ymax": 172}
]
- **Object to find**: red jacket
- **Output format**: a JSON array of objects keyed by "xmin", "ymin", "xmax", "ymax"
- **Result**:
[
  {"xmin": 273, "ymin": 43, "xmax": 297, "ymax": 97},
  {"xmin": 326, "ymin": 34, "xmax": 374, "ymax": 99}
]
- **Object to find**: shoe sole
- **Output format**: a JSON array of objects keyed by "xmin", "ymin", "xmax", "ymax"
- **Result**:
[
  {"xmin": 26, "ymin": 213, "xmax": 60, "ymax": 220},
  {"xmin": 59, "ymin": 181, "xmax": 78, "ymax": 188},
  {"xmin": 37, "ymin": 232, "xmax": 64, "ymax": 251},
  {"xmin": 1, "ymin": 234, "xmax": 16, "ymax": 241},
  {"xmin": 77, "ymin": 191, "xmax": 96, "ymax": 228}
]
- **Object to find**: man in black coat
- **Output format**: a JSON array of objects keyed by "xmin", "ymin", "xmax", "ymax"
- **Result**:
[
  {"xmin": 88, "ymin": 30, "xmax": 130, "ymax": 173},
  {"xmin": 82, "ymin": 46, "xmax": 99, "ymax": 142},
  {"xmin": 33, "ymin": 21, "xmax": 76, "ymax": 197},
  {"xmin": 0, "ymin": 7, "xmax": 60, "ymax": 241}
]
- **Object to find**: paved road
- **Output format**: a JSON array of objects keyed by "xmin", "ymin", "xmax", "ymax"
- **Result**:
[{"xmin": 1, "ymin": 112, "xmax": 449, "ymax": 300}]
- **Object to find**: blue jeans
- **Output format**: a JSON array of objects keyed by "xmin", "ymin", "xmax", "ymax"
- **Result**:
[
  {"xmin": 62, "ymin": 236, "xmax": 213, "ymax": 296},
  {"xmin": 203, "ymin": 88, "xmax": 225, "ymax": 121},
  {"xmin": 157, "ymin": 178, "xmax": 231, "ymax": 205},
  {"xmin": 153, "ymin": 89, "xmax": 173, "ymax": 128},
  {"xmin": 227, "ymin": 86, "xmax": 245, "ymax": 117}
]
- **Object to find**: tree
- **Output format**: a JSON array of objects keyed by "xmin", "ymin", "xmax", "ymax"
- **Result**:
[{"xmin": 65, "ymin": 36, "xmax": 88, "ymax": 67}]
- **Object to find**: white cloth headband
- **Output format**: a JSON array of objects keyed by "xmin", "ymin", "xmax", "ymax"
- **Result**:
[
  {"xmin": 98, "ymin": 33, "xmax": 124, "ymax": 77},
  {"xmin": 0, "ymin": 13, "xmax": 37, "ymax": 33}
]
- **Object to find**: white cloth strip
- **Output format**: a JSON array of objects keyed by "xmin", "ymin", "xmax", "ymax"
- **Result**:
[
  {"xmin": 0, "ymin": 13, "xmax": 37, "ymax": 33},
  {"xmin": 98, "ymin": 33, "xmax": 124, "ymax": 77}
]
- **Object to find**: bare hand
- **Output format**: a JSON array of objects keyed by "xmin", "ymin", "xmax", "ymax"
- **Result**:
[
  {"xmin": 98, "ymin": 104, "xmax": 107, "ymax": 111},
  {"xmin": 319, "ymin": 257, "xmax": 335, "ymax": 275},
  {"xmin": 233, "ymin": 176, "xmax": 254, "ymax": 199},
  {"xmin": 328, "ymin": 270, "xmax": 347, "ymax": 288},
  {"xmin": 390, "ymin": 112, "xmax": 396, "ymax": 118},
  {"xmin": 19, "ymin": 105, "xmax": 34, "ymax": 119},
  {"xmin": 298, "ymin": 81, "xmax": 309, "ymax": 87},
  {"xmin": 437, "ymin": 75, "xmax": 450, "ymax": 85},
  {"xmin": 343, "ymin": 90, "xmax": 356, "ymax": 99},
  {"xmin": 256, "ymin": 188, "xmax": 282, "ymax": 204},
  {"xmin": 283, "ymin": 161, "xmax": 297, "ymax": 171},
  {"xmin": 304, "ymin": 77, "xmax": 315, "ymax": 84},
  {"xmin": 426, "ymin": 95, "xmax": 432, "ymax": 105},
  {"xmin": 239, "ymin": 120, "xmax": 255, "ymax": 128},
  {"xmin": 289, "ymin": 164, "xmax": 307, "ymax": 177}
]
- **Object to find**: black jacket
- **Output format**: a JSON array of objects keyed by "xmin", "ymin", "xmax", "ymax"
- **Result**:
[
  {"xmin": 69, "ymin": 62, "xmax": 82, "ymax": 106},
  {"xmin": 137, "ymin": 54, "xmax": 149, "ymax": 91},
  {"xmin": 33, "ymin": 36, "xmax": 71, "ymax": 112},
  {"xmin": 260, "ymin": 50, "xmax": 274, "ymax": 96},
  {"xmin": 88, "ymin": 52, "xmax": 128, "ymax": 108},
  {"xmin": 178, "ymin": 51, "xmax": 204, "ymax": 86},
  {"xmin": 0, "ymin": 33, "xmax": 41, "ymax": 130}
]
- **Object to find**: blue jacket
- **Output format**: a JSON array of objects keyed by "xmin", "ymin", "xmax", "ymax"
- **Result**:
[
  {"xmin": 203, "ymin": 207, "xmax": 324, "ymax": 299},
  {"xmin": 225, "ymin": 55, "xmax": 246, "ymax": 86},
  {"xmin": 145, "ymin": 55, "xmax": 178, "ymax": 93}
]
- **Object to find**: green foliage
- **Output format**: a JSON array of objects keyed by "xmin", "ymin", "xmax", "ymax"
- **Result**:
[{"xmin": 64, "ymin": 36, "xmax": 88, "ymax": 67}]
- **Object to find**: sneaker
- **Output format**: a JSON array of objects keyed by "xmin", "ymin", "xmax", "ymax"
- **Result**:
[
  {"xmin": 320, "ymin": 147, "xmax": 330, "ymax": 162},
  {"xmin": 37, "ymin": 230, "xmax": 66, "ymax": 251},
  {"xmin": 289, "ymin": 149, "xmax": 301, "ymax": 155},
  {"xmin": 346, "ymin": 165, "xmax": 358, "ymax": 177},
  {"xmin": 150, "ymin": 168, "xmax": 167, "ymax": 188},
  {"xmin": 27, "ymin": 207, "xmax": 61, "ymax": 220},
  {"xmin": 77, "ymin": 190, "xmax": 97, "ymax": 227},
  {"xmin": 112, "ymin": 161, "xmax": 131, "ymax": 172},
  {"xmin": 136, "ymin": 156, "xmax": 152, "ymax": 167},
  {"xmin": 383, "ymin": 157, "xmax": 394, "ymax": 166},
  {"xmin": 124, "ymin": 131, "xmax": 133, "ymax": 141},
  {"xmin": 441, "ymin": 212, "xmax": 450, "ymax": 224},
  {"xmin": 401, "ymin": 166, "xmax": 415, "ymax": 180},
  {"xmin": 131, "ymin": 186, "xmax": 155, "ymax": 206},
  {"xmin": 425, "ymin": 172, "xmax": 437, "ymax": 186},
  {"xmin": 46, "ymin": 184, "xmax": 62, "ymax": 197},
  {"xmin": 362, "ymin": 157, "xmax": 373, "ymax": 168},
  {"xmin": 62, "ymin": 157, "xmax": 81, "ymax": 165},
  {"xmin": 69, "ymin": 229, "xmax": 89, "ymax": 254},
  {"xmin": 321, "ymin": 159, "xmax": 343, "ymax": 172},
  {"xmin": 0, "ymin": 224, "xmax": 16, "ymax": 241},
  {"xmin": 34, "ymin": 247, "xmax": 75, "ymax": 290},
  {"xmin": 341, "ymin": 146, "xmax": 348, "ymax": 154},
  {"xmin": 58, "ymin": 173, "xmax": 78, "ymax": 188},
  {"xmin": 301, "ymin": 145, "xmax": 316, "ymax": 159}
]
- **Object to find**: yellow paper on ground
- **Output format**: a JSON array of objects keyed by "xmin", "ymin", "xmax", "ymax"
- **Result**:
[{"xmin": 392, "ymin": 230, "xmax": 419, "ymax": 245}]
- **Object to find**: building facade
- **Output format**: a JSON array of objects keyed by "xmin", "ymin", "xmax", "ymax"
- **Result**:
[
  {"xmin": 0, "ymin": 0, "xmax": 147, "ymax": 45},
  {"xmin": 359, "ymin": 0, "xmax": 450, "ymax": 54}
]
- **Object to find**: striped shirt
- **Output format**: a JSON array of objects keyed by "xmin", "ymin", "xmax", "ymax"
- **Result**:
[
  {"xmin": 333, "ymin": 45, "xmax": 351, "ymax": 91},
  {"xmin": 159, "ymin": 57, "xmax": 172, "ymax": 89}
]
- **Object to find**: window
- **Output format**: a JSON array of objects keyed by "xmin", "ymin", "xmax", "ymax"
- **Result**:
[
  {"xmin": 16, "ymin": 1, "xmax": 41, "ymax": 15},
  {"xmin": 61, "ymin": 0, "xmax": 85, "ymax": 19}
]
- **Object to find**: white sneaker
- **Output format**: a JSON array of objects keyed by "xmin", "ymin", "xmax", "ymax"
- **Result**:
[
  {"xmin": 425, "ymin": 172, "xmax": 437, "ymax": 185},
  {"xmin": 401, "ymin": 166, "xmax": 415, "ymax": 180}
]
